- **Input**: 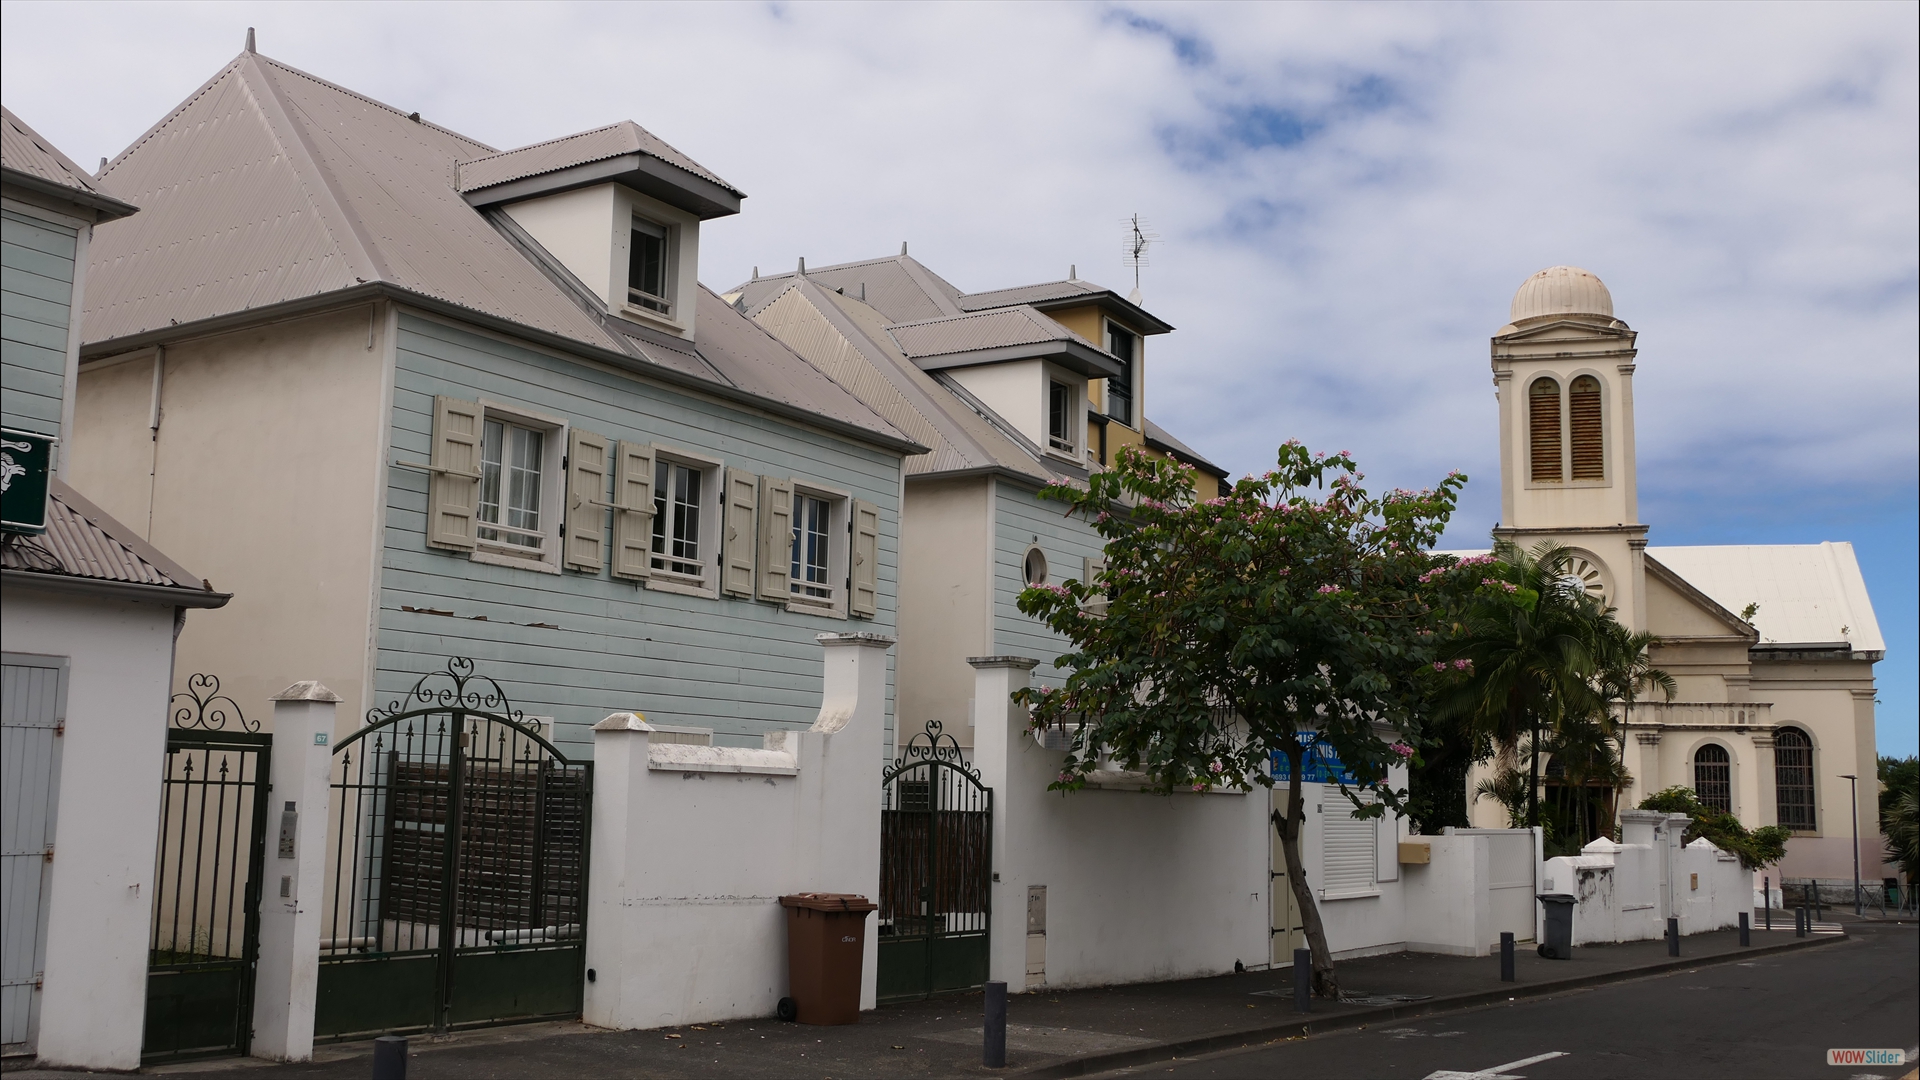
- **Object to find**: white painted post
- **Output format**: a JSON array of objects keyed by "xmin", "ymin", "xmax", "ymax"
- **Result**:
[
  {"xmin": 251, "ymin": 682, "xmax": 338, "ymax": 1062},
  {"xmin": 582, "ymin": 711, "xmax": 652, "ymax": 1031},
  {"xmin": 966, "ymin": 656, "xmax": 1039, "ymax": 990},
  {"xmin": 806, "ymin": 632, "xmax": 894, "ymax": 1012}
]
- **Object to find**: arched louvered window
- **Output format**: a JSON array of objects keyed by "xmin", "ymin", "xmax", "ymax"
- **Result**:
[
  {"xmin": 1569, "ymin": 375, "xmax": 1604, "ymax": 480},
  {"xmin": 1529, "ymin": 378, "xmax": 1562, "ymax": 482},
  {"xmin": 1774, "ymin": 728, "xmax": 1816, "ymax": 830},
  {"xmin": 1693, "ymin": 743, "xmax": 1731, "ymax": 814}
]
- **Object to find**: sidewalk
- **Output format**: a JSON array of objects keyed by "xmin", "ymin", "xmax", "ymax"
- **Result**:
[{"xmin": 14, "ymin": 924, "xmax": 1844, "ymax": 1079}]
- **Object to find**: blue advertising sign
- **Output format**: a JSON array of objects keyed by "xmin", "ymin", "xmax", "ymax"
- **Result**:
[{"xmin": 1270, "ymin": 735, "xmax": 1356, "ymax": 784}]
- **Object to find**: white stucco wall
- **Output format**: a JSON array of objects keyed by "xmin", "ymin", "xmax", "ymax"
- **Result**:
[{"xmin": 1, "ymin": 584, "xmax": 179, "ymax": 1071}]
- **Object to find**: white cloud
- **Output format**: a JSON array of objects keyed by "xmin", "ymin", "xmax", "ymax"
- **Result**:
[{"xmin": 2, "ymin": 0, "xmax": 1913, "ymax": 532}]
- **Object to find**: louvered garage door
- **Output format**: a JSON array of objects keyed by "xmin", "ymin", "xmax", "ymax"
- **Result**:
[{"xmin": 2, "ymin": 655, "xmax": 66, "ymax": 1057}]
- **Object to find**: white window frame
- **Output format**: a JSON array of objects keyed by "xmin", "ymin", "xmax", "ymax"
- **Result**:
[
  {"xmin": 613, "ymin": 189, "xmax": 700, "ymax": 337},
  {"xmin": 625, "ymin": 214, "xmax": 675, "ymax": 319},
  {"xmin": 1042, "ymin": 367, "xmax": 1082, "ymax": 462},
  {"xmin": 1103, "ymin": 320, "xmax": 1138, "ymax": 429},
  {"xmin": 785, "ymin": 479, "xmax": 851, "ymax": 618},
  {"xmin": 468, "ymin": 400, "xmax": 567, "ymax": 575},
  {"xmin": 645, "ymin": 445, "xmax": 723, "ymax": 598}
]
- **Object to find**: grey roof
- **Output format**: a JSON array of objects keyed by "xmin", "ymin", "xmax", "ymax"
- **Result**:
[
  {"xmin": 1143, "ymin": 417, "xmax": 1227, "ymax": 477},
  {"xmin": 458, "ymin": 120, "xmax": 740, "ymax": 199},
  {"xmin": 731, "ymin": 254, "xmax": 966, "ymax": 324},
  {"xmin": 747, "ymin": 278, "xmax": 1077, "ymax": 486},
  {"xmin": 957, "ymin": 278, "xmax": 1174, "ymax": 334},
  {"xmin": 2, "ymin": 478, "xmax": 228, "ymax": 606},
  {"xmin": 0, "ymin": 106, "xmax": 138, "ymax": 219},
  {"xmin": 78, "ymin": 50, "xmax": 917, "ymax": 454},
  {"xmin": 886, "ymin": 306, "xmax": 1123, "ymax": 378}
]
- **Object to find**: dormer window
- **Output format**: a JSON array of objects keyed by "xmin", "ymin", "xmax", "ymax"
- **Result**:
[
  {"xmin": 1048, "ymin": 380, "xmax": 1077, "ymax": 453},
  {"xmin": 628, "ymin": 217, "xmax": 671, "ymax": 315}
]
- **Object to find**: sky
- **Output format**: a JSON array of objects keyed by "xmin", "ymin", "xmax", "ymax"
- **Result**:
[{"xmin": 3, "ymin": 1, "xmax": 1914, "ymax": 756}]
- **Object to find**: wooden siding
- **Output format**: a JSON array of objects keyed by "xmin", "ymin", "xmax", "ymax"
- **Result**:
[
  {"xmin": 992, "ymin": 479, "xmax": 1106, "ymax": 689},
  {"xmin": 1, "ymin": 208, "xmax": 77, "ymax": 436},
  {"xmin": 379, "ymin": 315, "xmax": 900, "ymax": 760}
]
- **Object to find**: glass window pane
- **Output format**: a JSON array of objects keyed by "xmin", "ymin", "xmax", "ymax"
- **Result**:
[
  {"xmin": 790, "ymin": 494, "xmax": 832, "ymax": 598},
  {"xmin": 629, "ymin": 221, "xmax": 669, "ymax": 313}
]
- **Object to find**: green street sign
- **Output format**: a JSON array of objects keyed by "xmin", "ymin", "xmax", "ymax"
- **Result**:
[{"xmin": 1, "ymin": 428, "xmax": 55, "ymax": 534}]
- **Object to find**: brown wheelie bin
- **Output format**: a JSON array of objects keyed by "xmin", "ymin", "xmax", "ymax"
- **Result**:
[{"xmin": 778, "ymin": 893, "xmax": 877, "ymax": 1024}]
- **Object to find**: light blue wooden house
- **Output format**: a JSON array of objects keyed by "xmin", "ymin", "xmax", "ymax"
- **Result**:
[{"xmin": 68, "ymin": 44, "xmax": 925, "ymax": 757}]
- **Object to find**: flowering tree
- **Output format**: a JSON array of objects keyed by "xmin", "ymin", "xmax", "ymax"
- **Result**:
[{"xmin": 1013, "ymin": 442, "xmax": 1474, "ymax": 996}]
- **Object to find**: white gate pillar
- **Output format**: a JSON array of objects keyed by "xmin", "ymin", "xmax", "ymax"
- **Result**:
[
  {"xmin": 966, "ymin": 656, "xmax": 1039, "ymax": 990},
  {"xmin": 251, "ymin": 682, "xmax": 338, "ymax": 1062}
]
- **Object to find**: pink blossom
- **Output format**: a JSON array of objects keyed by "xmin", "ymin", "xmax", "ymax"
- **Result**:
[
  {"xmin": 1210, "ymin": 761, "xmax": 1224, "ymax": 774},
  {"xmin": 1432, "ymin": 661, "xmax": 1447, "ymax": 672},
  {"xmin": 1317, "ymin": 584, "xmax": 1341, "ymax": 595},
  {"xmin": 1192, "ymin": 782, "xmax": 1207, "ymax": 791},
  {"xmin": 1453, "ymin": 659, "xmax": 1473, "ymax": 672},
  {"xmin": 1390, "ymin": 742, "xmax": 1414, "ymax": 759}
]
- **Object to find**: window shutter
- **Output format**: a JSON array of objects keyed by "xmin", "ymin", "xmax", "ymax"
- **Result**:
[
  {"xmin": 1321, "ymin": 790, "xmax": 1377, "ymax": 896},
  {"xmin": 565, "ymin": 428, "xmax": 610, "ymax": 573},
  {"xmin": 1082, "ymin": 555, "xmax": 1110, "ymax": 615},
  {"xmin": 756, "ymin": 475, "xmax": 794, "ymax": 602},
  {"xmin": 427, "ymin": 395, "xmax": 482, "ymax": 551},
  {"xmin": 850, "ymin": 498, "xmax": 880, "ymax": 618},
  {"xmin": 1528, "ymin": 378, "xmax": 1562, "ymax": 483},
  {"xmin": 722, "ymin": 467, "xmax": 759, "ymax": 597},
  {"xmin": 1568, "ymin": 376, "xmax": 1604, "ymax": 480},
  {"xmin": 610, "ymin": 440, "xmax": 655, "ymax": 581}
]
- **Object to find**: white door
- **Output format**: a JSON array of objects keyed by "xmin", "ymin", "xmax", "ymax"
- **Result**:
[{"xmin": 1, "ymin": 655, "xmax": 66, "ymax": 1057}]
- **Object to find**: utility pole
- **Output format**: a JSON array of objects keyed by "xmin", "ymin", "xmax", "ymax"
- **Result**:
[{"xmin": 1840, "ymin": 773, "xmax": 1861, "ymax": 916}]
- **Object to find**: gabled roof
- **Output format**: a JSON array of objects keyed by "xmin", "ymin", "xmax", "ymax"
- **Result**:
[
  {"xmin": 1143, "ymin": 417, "xmax": 1227, "ymax": 478},
  {"xmin": 78, "ymin": 50, "xmax": 917, "ymax": 455},
  {"xmin": 956, "ymin": 278, "xmax": 1173, "ymax": 335},
  {"xmin": 887, "ymin": 306, "xmax": 1122, "ymax": 378},
  {"xmin": 458, "ymin": 121, "xmax": 742, "ymax": 219},
  {"xmin": 1647, "ymin": 542, "xmax": 1884, "ymax": 654},
  {"xmin": 0, "ymin": 106, "xmax": 138, "ymax": 219},
  {"xmin": 730, "ymin": 254, "xmax": 966, "ymax": 324},
  {"xmin": 2, "ymin": 478, "xmax": 228, "ymax": 607}
]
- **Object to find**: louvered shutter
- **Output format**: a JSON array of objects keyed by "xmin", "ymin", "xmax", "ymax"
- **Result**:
[
  {"xmin": 757, "ymin": 476, "xmax": 794, "ymax": 602},
  {"xmin": 610, "ymin": 441, "xmax": 655, "ymax": 581},
  {"xmin": 850, "ymin": 498, "xmax": 880, "ymax": 618},
  {"xmin": 1528, "ymin": 378, "xmax": 1562, "ymax": 483},
  {"xmin": 721, "ymin": 467, "xmax": 759, "ymax": 597},
  {"xmin": 1568, "ymin": 376, "xmax": 1604, "ymax": 480},
  {"xmin": 427, "ymin": 395, "xmax": 482, "ymax": 550},
  {"xmin": 1082, "ymin": 555, "xmax": 1110, "ymax": 615},
  {"xmin": 1321, "ymin": 790, "xmax": 1378, "ymax": 897},
  {"xmin": 565, "ymin": 428, "xmax": 609, "ymax": 573}
]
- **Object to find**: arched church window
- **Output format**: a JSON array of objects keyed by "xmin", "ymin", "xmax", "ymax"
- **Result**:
[
  {"xmin": 1773, "ymin": 728, "xmax": 1816, "ymax": 830},
  {"xmin": 1569, "ymin": 375, "xmax": 1604, "ymax": 480},
  {"xmin": 1693, "ymin": 743, "xmax": 1731, "ymax": 814},
  {"xmin": 1529, "ymin": 378, "xmax": 1562, "ymax": 482}
]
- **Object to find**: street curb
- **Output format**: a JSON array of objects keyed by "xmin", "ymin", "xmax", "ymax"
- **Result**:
[{"xmin": 1013, "ymin": 932, "xmax": 1847, "ymax": 1078}]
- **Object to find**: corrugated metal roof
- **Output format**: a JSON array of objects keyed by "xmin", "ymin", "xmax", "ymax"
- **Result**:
[
  {"xmin": 2, "ymin": 478, "xmax": 220, "ymax": 598},
  {"xmin": 1, "ymin": 106, "xmax": 138, "ymax": 218},
  {"xmin": 1142, "ymin": 417, "xmax": 1226, "ymax": 476},
  {"xmin": 1647, "ymin": 543, "xmax": 1885, "ymax": 652},
  {"xmin": 732, "ymin": 255, "xmax": 965, "ymax": 324},
  {"xmin": 887, "ymin": 306, "xmax": 1091, "ymax": 359},
  {"xmin": 956, "ymin": 279, "xmax": 1102, "ymax": 311},
  {"xmin": 457, "ymin": 121, "xmax": 740, "ymax": 197},
  {"xmin": 77, "ymin": 50, "xmax": 911, "ymax": 452}
]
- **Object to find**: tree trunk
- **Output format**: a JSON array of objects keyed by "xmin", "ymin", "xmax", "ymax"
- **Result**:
[{"xmin": 1271, "ymin": 743, "xmax": 1340, "ymax": 999}]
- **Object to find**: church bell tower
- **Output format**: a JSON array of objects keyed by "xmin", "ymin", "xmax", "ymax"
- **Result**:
[{"xmin": 1491, "ymin": 266, "xmax": 1648, "ymax": 630}]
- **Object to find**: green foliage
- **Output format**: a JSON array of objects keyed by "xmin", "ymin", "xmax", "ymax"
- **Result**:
[
  {"xmin": 1880, "ymin": 755, "xmax": 1918, "ymax": 823},
  {"xmin": 1637, "ymin": 785, "xmax": 1790, "ymax": 870},
  {"xmin": 1884, "ymin": 790, "xmax": 1918, "ymax": 883}
]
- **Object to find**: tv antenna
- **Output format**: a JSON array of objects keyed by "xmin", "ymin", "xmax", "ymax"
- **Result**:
[{"xmin": 1122, "ymin": 213, "xmax": 1158, "ymax": 304}]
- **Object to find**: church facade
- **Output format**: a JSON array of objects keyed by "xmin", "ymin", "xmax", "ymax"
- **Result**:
[{"xmin": 1466, "ymin": 266, "xmax": 1888, "ymax": 884}]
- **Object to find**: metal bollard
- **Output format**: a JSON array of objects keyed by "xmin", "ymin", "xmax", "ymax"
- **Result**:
[
  {"xmin": 1500, "ymin": 932, "xmax": 1515, "ymax": 982},
  {"xmin": 1795, "ymin": 905, "xmax": 1807, "ymax": 938},
  {"xmin": 983, "ymin": 980, "xmax": 1007, "ymax": 1068},
  {"xmin": 1666, "ymin": 917, "xmax": 1679, "ymax": 957},
  {"xmin": 1763, "ymin": 876, "xmax": 1771, "ymax": 931},
  {"xmin": 1738, "ymin": 911, "xmax": 1750, "ymax": 946},
  {"xmin": 1293, "ymin": 948, "xmax": 1312, "ymax": 1013},
  {"xmin": 372, "ymin": 1035, "xmax": 408, "ymax": 1080}
]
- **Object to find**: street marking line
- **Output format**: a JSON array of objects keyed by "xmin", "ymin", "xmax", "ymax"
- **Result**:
[{"xmin": 1423, "ymin": 1051, "xmax": 1570, "ymax": 1080}]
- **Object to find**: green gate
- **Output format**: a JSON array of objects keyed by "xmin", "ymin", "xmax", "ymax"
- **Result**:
[
  {"xmin": 144, "ymin": 676, "xmax": 271, "ymax": 1063},
  {"xmin": 314, "ymin": 658, "xmax": 590, "ymax": 1039},
  {"xmin": 877, "ymin": 721, "xmax": 992, "ymax": 1003}
]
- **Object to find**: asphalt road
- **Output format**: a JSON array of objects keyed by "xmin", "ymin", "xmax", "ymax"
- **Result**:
[{"xmin": 1100, "ymin": 922, "xmax": 1918, "ymax": 1080}]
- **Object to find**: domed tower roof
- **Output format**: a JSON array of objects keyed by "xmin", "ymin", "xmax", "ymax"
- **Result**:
[{"xmin": 1510, "ymin": 265, "xmax": 1613, "ymax": 323}]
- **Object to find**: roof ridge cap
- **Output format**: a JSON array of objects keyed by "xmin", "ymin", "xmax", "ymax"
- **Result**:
[
  {"xmin": 469, "ymin": 121, "xmax": 635, "ymax": 162},
  {"xmin": 100, "ymin": 54, "xmax": 251, "ymax": 180},
  {"xmin": 256, "ymin": 53, "xmax": 496, "ymax": 153},
  {"xmin": 243, "ymin": 53, "xmax": 389, "ymax": 284}
]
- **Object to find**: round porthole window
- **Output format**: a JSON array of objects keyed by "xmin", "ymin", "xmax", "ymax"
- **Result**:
[{"xmin": 1024, "ymin": 547, "xmax": 1049, "ymax": 587}]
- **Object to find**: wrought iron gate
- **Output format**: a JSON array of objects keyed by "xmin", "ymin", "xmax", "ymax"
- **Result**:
[
  {"xmin": 144, "ymin": 676, "xmax": 271, "ymax": 1063},
  {"xmin": 314, "ymin": 659, "xmax": 590, "ymax": 1040},
  {"xmin": 877, "ymin": 722, "xmax": 991, "ymax": 1003}
]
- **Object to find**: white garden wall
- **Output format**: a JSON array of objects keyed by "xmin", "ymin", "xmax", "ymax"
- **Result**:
[{"xmin": 1541, "ymin": 809, "xmax": 1748, "ymax": 946}]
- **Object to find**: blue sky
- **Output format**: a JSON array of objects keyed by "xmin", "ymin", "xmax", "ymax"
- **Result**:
[{"xmin": 3, "ymin": 1, "xmax": 1913, "ymax": 755}]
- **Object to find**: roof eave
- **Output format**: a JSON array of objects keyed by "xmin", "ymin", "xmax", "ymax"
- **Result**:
[
  {"xmin": 2, "ymin": 568, "xmax": 232, "ymax": 608},
  {"xmin": 911, "ymin": 339, "xmax": 1124, "ymax": 379},
  {"xmin": 462, "ymin": 153, "xmax": 743, "ymax": 220},
  {"xmin": 1023, "ymin": 291, "xmax": 1174, "ymax": 335},
  {"xmin": 81, "ymin": 283, "xmax": 927, "ymax": 458},
  {"xmin": 1, "ymin": 168, "xmax": 139, "ymax": 220},
  {"xmin": 1143, "ymin": 433, "xmax": 1229, "ymax": 478}
]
